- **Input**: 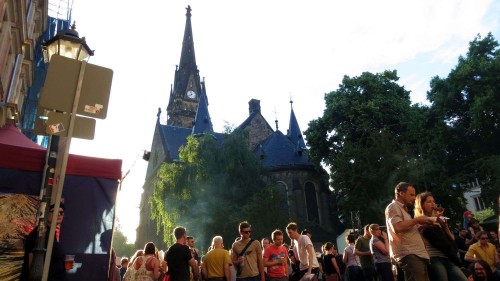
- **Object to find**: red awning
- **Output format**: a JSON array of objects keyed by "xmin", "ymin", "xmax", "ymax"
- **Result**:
[{"xmin": 0, "ymin": 124, "xmax": 122, "ymax": 180}]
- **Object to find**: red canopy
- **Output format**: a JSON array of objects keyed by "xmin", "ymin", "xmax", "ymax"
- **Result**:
[{"xmin": 0, "ymin": 124, "xmax": 122, "ymax": 180}]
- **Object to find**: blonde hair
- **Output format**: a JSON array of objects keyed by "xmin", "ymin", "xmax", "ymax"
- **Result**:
[{"xmin": 368, "ymin": 224, "xmax": 380, "ymax": 235}]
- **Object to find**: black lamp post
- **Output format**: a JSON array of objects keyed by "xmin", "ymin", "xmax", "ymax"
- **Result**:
[{"xmin": 29, "ymin": 22, "xmax": 93, "ymax": 281}]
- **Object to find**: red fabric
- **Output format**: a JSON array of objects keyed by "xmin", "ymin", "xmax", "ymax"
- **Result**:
[{"xmin": 0, "ymin": 125, "xmax": 122, "ymax": 180}]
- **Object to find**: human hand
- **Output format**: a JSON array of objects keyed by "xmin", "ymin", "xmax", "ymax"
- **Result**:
[
  {"xmin": 415, "ymin": 216, "xmax": 434, "ymax": 225},
  {"xmin": 381, "ymin": 231, "xmax": 388, "ymax": 240}
]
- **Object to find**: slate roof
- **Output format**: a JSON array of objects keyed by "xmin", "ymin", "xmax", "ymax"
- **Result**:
[{"xmin": 254, "ymin": 130, "xmax": 314, "ymax": 170}]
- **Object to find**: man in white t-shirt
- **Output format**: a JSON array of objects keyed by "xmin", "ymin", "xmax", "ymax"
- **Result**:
[{"xmin": 286, "ymin": 222, "xmax": 320, "ymax": 280}]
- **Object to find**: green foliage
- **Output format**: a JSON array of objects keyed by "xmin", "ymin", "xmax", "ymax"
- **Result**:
[
  {"xmin": 473, "ymin": 208, "xmax": 495, "ymax": 223},
  {"xmin": 306, "ymin": 33, "xmax": 500, "ymax": 228},
  {"xmin": 150, "ymin": 132, "xmax": 284, "ymax": 251},
  {"xmin": 112, "ymin": 227, "xmax": 136, "ymax": 258}
]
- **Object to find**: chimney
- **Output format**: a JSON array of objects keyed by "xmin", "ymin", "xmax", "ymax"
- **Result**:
[{"xmin": 248, "ymin": 99, "xmax": 261, "ymax": 115}]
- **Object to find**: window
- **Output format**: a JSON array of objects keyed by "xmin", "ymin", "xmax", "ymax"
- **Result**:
[
  {"xmin": 305, "ymin": 182, "xmax": 319, "ymax": 223},
  {"xmin": 473, "ymin": 196, "xmax": 485, "ymax": 211}
]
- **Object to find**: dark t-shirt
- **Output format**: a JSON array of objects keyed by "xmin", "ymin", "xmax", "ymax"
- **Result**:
[
  {"xmin": 354, "ymin": 236, "xmax": 374, "ymax": 268},
  {"xmin": 166, "ymin": 243, "xmax": 193, "ymax": 281},
  {"xmin": 322, "ymin": 254, "xmax": 336, "ymax": 275},
  {"xmin": 19, "ymin": 227, "xmax": 67, "ymax": 281}
]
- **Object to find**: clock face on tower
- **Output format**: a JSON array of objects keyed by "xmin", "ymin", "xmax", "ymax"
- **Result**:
[{"xmin": 187, "ymin": 90, "xmax": 196, "ymax": 99}]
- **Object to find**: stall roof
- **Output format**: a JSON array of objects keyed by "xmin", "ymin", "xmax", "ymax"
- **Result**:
[{"xmin": 0, "ymin": 124, "xmax": 122, "ymax": 180}]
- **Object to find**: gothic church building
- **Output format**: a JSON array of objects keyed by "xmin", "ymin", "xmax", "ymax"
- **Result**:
[{"xmin": 136, "ymin": 6, "xmax": 333, "ymax": 248}]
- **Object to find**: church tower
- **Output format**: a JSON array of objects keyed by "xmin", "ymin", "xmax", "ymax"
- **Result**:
[{"xmin": 166, "ymin": 5, "xmax": 203, "ymax": 128}]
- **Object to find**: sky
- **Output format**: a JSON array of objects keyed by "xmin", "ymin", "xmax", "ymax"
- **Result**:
[{"xmin": 61, "ymin": 0, "xmax": 500, "ymax": 243}]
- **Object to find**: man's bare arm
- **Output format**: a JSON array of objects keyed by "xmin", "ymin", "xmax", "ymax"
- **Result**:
[{"xmin": 188, "ymin": 257, "xmax": 199, "ymax": 280}]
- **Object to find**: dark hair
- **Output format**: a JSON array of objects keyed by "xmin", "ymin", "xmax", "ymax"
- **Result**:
[
  {"xmin": 186, "ymin": 236, "xmax": 194, "ymax": 241},
  {"xmin": 286, "ymin": 222, "xmax": 298, "ymax": 232},
  {"xmin": 471, "ymin": 259, "xmax": 492, "ymax": 280},
  {"xmin": 173, "ymin": 226, "xmax": 186, "ymax": 239},
  {"xmin": 239, "ymin": 221, "xmax": 251, "ymax": 231},
  {"xmin": 346, "ymin": 234, "xmax": 356, "ymax": 243},
  {"xmin": 475, "ymin": 231, "xmax": 488, "ymax": 240},
  {"xmin": 301, "ymin": 229, "xmax": 312, "ymax": 235},
  {"xmin": 50, "ymin": 202, "xmax": 65, "ymax": 211},
  {"xmin": 144, "ymin": 242, "xmax": 156, "ymax": 255},
  {"xmin": 394, "ymin": 182, "xmax": 413, "ymax": 198},
  {"xmin": 271, "ymin": 229, "xmax": 283, "ymax": 240}
]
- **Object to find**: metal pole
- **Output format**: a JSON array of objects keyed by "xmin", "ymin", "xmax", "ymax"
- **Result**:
[
  {"xmin": 29, "ymin": 135, "xmax": 59, "ymax": 281},
  {"xmin": 41, "ymin": 60, "xmax": 87, "ymax": 281}
]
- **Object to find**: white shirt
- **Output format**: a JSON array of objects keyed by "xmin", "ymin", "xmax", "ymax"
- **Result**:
[{"xmin": 294, "ymin": 235, "xmax": 319, "ymax": 271}]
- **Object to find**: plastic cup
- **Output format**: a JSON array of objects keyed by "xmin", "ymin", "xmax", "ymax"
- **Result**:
[{"xmin": 65, "ymin": 255, "xmax": 75, "ymax": 270}]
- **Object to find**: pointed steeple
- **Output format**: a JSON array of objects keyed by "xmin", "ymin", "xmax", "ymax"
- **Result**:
[
  {"xmin": 166, "ymin": 5, "xmax": 203, "ymax": 128},
  {"xmin": 179, "ymin": 5, "xmax": 197, "ymax": 72},
  {"xmin": 287, "ymin": 100, "xmax": 306, "ymax": 150},
  {"xmin": 192, "ymin": 89, "xmax": 214, "ymax": 135}
]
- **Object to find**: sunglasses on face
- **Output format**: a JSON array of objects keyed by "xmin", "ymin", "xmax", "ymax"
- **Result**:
[
  {"xmin": 242, "ymin": 230, "xmax": 252, "ymax": 234},
  {"xmin": 50, "ymin": 210, "xmax": 64, "ymax": 215}
]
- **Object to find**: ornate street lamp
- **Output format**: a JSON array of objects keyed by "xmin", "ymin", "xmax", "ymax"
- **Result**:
[
  {"xmin": 41, "ymin": 22, "xmax": 94, "ymax": 63},
  {"xmin": 30, "ymin": 22, "xmax": 94, "ymax": 281}
]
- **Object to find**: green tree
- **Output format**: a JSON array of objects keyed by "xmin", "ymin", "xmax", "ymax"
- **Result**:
[
  {"xmin": 428, "ymin": 33, "xmax": 500, "ymax": 209},
  {"xmin": 305, "ymin": 70, "xmax": 417, "ymax": 225},
  {"xmin": 112, "ymin": 227, "xmax": 136, "ymax": 258},
  {"xmin": 150, "ymin": 132, "xmax": 279, "ymax": 250}
]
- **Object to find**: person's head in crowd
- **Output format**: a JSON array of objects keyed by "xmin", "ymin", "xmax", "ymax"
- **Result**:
[
  {"xmin": 458, "ymin": 228, "xmax": 468, "ymax": 237},
  {"xmin": 286, "ymin": 222, "xmax": 301, "ymax": 240},
  {"xmin": 394, "ymin": 182, "xmax": 417, "ymax": 205},
  {"xmin": 271, "ymin": 229, "xmax": 284, "ymax": 247},
  {"xmin": 414, "ymin": 191, "xmax": 434, "ymax": 217},
  {"xmin": 301, "ymin": 229, "xmax": 312, "ymax": 238},
  {"xmin": 471, "ymin": 259, "xmax": 492, "ymax": 281},
  {"xmin": 173, "ymin": 226, "xmax": 187, "ymax": 242},
  {"xmin": 121, "ymin": 257, "xmax": 129, "ymax": 268},
  {"xmin": 363, "ymin": 224, "xmax": 372, "ymax": 238},
  {"xmin": 476, "ymin": 231, "xmax": 490, "ymax": 246},
  {"xmin": 144, "ymin": 242, "xmax": 156, "ymax": 255},
  {"xmin": 489, "ymin": 231, "xmax": 498, "ymax": 241},
  {"xmin": 187, "ymin": 236, "xmax": 196, "ymax": 248},
  {"xmin": 469, "ymin": 218, "xmax": 480, "ymax": 228},
  {"xmin": 261, "ymin": 237, "xmax": 270, "ymax": 249},
  {"xmin": 48, "ymin": 202, "xmax": 65, "ymax": 226},
  {"xmin": 211, "ymin": 235, "xmax": 223, "ymax": 249},
  {"xmin": 346, "ymin": 234, "xmax": 356, "ymax": 244},
  {"xmin": 464, "ymin": 210, "xmax": 473, "ymax": 220}
]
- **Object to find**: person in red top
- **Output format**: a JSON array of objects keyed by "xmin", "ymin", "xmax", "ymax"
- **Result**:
[{"xmin": 263, "ymin": 229, "xmax": 289, "ymax": 281}]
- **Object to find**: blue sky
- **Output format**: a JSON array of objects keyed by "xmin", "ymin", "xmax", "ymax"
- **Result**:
[{"xmin": 66, "ymin": 0, "xmax": 500, "ymax": 243}]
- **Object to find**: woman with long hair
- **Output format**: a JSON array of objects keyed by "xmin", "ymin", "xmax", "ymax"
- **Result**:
[
  {"xmin": 415, "ymin": 192, "xmax": 467, "ymax": 281},
  {"xmin": 368, "ymin": 224, "xmax": 392, "ymax": 281},
  {"xmin": 131, "ymin": 242, "xmax": 161, "ymax": 281}
]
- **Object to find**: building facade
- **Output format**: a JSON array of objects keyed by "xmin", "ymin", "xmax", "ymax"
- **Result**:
[
  {"xmin": 0, "ymin": 0, "xmax": 47, "ymax": 128},
  {"xmin": 136, "ymin": 6, "xmax": 334, "ymax": 248}
]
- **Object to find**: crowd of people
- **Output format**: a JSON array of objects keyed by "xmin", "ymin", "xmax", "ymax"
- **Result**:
[{"xmin": 116, "ymin": 182, "xmax": 500, "ymax": 281}]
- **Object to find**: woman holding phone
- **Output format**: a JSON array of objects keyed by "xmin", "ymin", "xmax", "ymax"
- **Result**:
[{"xmin": 369, "ymin": 224, "xmax": 393, "ymax": 281}]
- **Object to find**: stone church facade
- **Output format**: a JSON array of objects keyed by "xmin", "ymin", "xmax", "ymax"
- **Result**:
[{"xmin": 136, "ymin": 6, "xmax": 334, "ymax": 248}]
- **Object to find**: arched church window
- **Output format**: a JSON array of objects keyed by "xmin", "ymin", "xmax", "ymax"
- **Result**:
[
  {"xmin": 305, "ymin": 182, "xmax": 319, "ymax": 223},
  {"xmin": 276, "ymin": 182, "xmax": 291, "ymax": 221}
]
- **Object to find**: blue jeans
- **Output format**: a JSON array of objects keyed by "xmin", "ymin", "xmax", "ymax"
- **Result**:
[
  {"xmin": 428, "ymin": 256, "xmax": 467, "ymax": 281},
  {"xmin": 375, "ymin": 262, "xmax": 393, "ymax": 281}
]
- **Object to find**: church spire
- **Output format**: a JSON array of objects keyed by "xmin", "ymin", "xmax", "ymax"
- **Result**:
[
  {"xmin": 166, "ymin": 5, "xmax": 203, "ymax": 128},
  {"xmin": 179, "ymin": 5, "xmax": 197, "ymax": 72},
  {"xmin": 287, "ymin": 99, "xmax": 306, "ymax": 150}
]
